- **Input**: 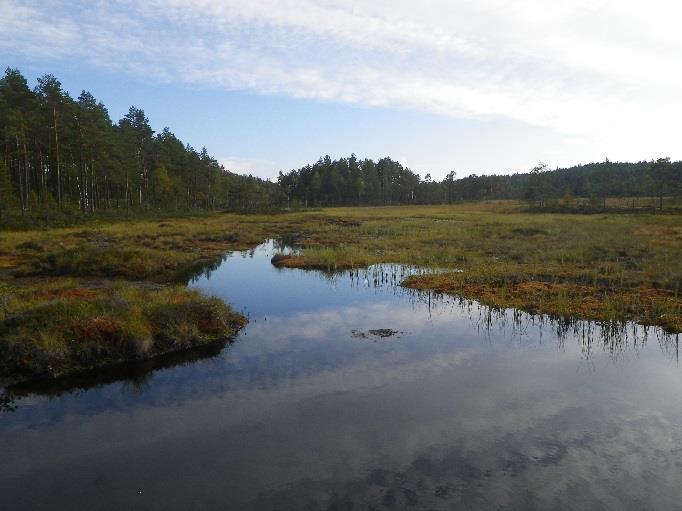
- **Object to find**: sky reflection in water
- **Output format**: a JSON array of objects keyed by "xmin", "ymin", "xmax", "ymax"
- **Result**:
[{"xmin": 1, "ymin": 241, "xmax": 681, "ymax": 510}]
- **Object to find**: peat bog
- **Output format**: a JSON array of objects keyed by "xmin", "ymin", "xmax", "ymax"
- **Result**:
[{"xmin": 1, "ymin": 205, "xmax": 681, "ymax": 510}]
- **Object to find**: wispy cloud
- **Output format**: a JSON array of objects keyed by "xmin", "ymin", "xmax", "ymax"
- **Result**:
[{"xmin": 3, "ymin": 0, "xmax": 682, "ymax": 162}]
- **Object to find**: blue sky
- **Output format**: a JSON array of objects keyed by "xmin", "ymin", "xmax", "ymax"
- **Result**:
[{"xmin": 2, "ymin": 0, "xmax": 681, "ymax": 180}]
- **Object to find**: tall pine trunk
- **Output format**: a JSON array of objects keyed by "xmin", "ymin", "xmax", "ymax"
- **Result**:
[{"xmin": 53, "ymin": 106, "xmax": 62, "ymax": 208}]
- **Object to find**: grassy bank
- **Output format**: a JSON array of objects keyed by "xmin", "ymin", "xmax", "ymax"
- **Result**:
[
  {"xmin": 267, "ymin": 203, "xmax": 682, "ymax": 333},
  {"xmin": 0, "ymin": 213, "xmax": 284, "ymax": 382},
  {"xmin": 0, "ymin": 210, "xmax": 338, "ymax": 381}
]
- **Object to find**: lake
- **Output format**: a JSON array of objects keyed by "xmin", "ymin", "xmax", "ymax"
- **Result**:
[{"xmin": 1, "ymin": 240, "xmax": 681, "ymax": 510}]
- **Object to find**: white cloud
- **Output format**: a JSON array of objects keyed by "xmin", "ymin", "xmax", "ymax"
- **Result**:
[
  {"xmin": 218, "ymin": 156, "xmax": 278, "ymax": 179},
  {"xmin": 3, "ymin": 0, "xmax": 682, "ymax": 164}
]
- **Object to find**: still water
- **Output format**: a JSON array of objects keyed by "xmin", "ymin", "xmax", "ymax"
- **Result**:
[{"xmin": 1, "ymin": 240, "xmax": 682, "ymax": 510}]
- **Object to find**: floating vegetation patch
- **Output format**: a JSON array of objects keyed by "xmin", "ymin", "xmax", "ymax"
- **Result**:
[{"xmin": 351, "ymin": 329, "xmax": 404, "ymax": 339}]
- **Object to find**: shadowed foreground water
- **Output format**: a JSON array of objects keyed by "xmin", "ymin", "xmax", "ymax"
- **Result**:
[{"xmin": 1, "ymin": 241, "xmax": 681, "ymax": 510}]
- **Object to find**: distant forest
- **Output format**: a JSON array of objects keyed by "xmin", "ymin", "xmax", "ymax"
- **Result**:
[
  {"xmin": 277, "ymin": 157, "xmax": 682, "ymax": 211},
  {"xmin": 2, "ymin": 67, "xmax": 681, "ymax": 221}
]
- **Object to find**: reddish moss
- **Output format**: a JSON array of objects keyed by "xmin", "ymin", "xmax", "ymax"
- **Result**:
[
  {"xmin": 35, "ymin": 288, "xmax": 102, "ymax": 301},
  {"xmin": 403, "ymin": 273, "xmax": 682, "ymax": 333},
  {"xmin": 65, "ymin": 317, "xmax": 123, "ymax": 343}
]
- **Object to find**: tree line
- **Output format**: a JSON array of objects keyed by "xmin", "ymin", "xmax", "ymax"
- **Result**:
[
  {"xmin": 3, "ymin": 67, "xmax": 680, "ymax": 221},
  {"xmin": 277, "ymin": 156, "xmax": 682, "ymax": 210},
  {"xmin": 0, "ymin": 68, "xmax": 280, "ymax": 221}
]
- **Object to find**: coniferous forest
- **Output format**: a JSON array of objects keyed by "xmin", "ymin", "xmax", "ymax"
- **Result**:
[
  {"xmin": 2, "ymin": 67, "xmax": 681, "ymax": 224},
  {"xmin": 277, "ymin": 157, "xmax": 682, "ymax": 209},
  {"xmin": 0, "ymin": 68, "xmax": 280, "ymax": 221}
]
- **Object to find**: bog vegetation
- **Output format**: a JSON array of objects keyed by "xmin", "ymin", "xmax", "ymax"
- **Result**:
[
  {"xmin": 0, "ymin": 216, "xmax": 271, "ymax": 382},
  {"xmin": 0, "ymin": 281, "xmax": 246, "ymax": 380},
  {"xmin": 267, "ymin": 205, "xmax": 682, "ymax": 334}
]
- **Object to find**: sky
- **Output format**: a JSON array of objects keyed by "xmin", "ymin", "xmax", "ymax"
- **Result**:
[{"xmin": 2, "ymin": 0, "xmax": 681, "ymax": 181}]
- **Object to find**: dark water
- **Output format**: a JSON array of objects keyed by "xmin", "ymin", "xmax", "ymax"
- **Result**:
[{"xmin": 2, "ymin": 241, "xmax": 682, "ymax": 510}]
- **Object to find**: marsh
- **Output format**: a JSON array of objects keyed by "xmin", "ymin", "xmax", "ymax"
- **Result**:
[{"xmin": 2, "ymin": 241, "xmax": 681, "ymax": 510}]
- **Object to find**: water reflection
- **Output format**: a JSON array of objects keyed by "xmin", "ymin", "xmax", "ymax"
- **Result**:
[
  {"xmin": 1, "ymin": 241, "xmax": 681, "ymax": 510},
  {"xmin": 272, "ymin": 232, "xmax": 300, "ymax": 252},
  {"xmin": 1, "ymin": 340, "xmax": 232, "ymax": 414}
]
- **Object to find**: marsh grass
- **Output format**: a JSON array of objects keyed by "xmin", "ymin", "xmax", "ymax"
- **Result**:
[
  {"xmin": 0, "ymin": 280, "xmax": 246, "ymax": 381},
  {"xmin": 266, "ymin": 204, "xmax": 682, "ymax": 333}
]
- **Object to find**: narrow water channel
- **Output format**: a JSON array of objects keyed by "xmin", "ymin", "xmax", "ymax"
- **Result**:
[{"xmin": 1, "ymin": 240, "xmax": 681, "ymax": 510}]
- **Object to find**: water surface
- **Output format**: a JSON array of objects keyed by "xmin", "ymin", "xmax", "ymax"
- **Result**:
[{"xmin": 1, "ymin": 241, "xmax": 681, "ymax": 510}]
